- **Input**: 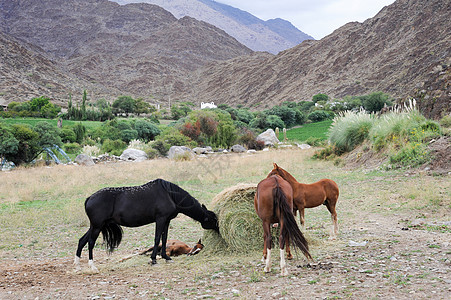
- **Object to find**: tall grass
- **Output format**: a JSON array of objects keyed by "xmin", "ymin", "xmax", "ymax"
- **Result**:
[
  {"xmin": 328, "ymin": 110, "xmax": 374, "ymax": 153},
  {"xmin": 325, "ymin": 107, "xmax": 442, "ymax": 168}
]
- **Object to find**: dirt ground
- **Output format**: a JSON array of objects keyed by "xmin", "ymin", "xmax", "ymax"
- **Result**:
[
  {"xmin": 0, "ymin": 147, "xmax": 450, "ymax": 299},
  {"xmin": 1, "ymin": 208, "xmax": 449, "ymax": 299}
]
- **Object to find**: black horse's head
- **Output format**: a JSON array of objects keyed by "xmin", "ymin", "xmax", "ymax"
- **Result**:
[{"xmin": 201, "ymin": 204, "xmax": 219, "ymax": 232}]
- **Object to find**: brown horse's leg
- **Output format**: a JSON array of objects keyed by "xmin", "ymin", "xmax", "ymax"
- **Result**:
[
  {"xmin": 285, "ymin": 241, "xmax": 293, "ymax": 260},
  {"xmin": 262, "ymin": 222, "xmax": 272, "ymax": 273},
  {"xmin": 324, "ymin": 200, "xmax": 338, "ymax": 239},
  {"xmin": 299, "ymin": 208, "xmax": 305, "ymax": 230},
  {"xmin": 278, "ymin": 222, "xmax": 288, "ymax": 276}
]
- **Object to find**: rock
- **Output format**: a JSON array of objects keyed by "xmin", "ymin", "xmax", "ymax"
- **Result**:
[
  {"xmin": 75, "ymin": 154, "xmax": 95, "ymax": 166},
  {"xmin": 230, "ymin": 145, "xmax": 246, "ymax": 153},
  {"xmin": 296, "ymin": 143, "xmax": 312, "ymax": 149},
  {"xmin": 120, "ymin": 148, "xmax": 148, "ymax": 162},
  {"xmin": 348, "ymin": 240, "xmax": 367, "ymax": 247},
  {"xmin": 256, "ymin": 129, "xmax": 279, "ymax": 146},
  {"xmin": 193, "ymin": 147, "xmax": 208, "ymax": 155},
  {"xmin": 247, "ymin": 149, "xmax": 257, "ymax": 154},
  {"xmin": 168, "ymin": 146, "xmax": 194, "ymax": 160}
]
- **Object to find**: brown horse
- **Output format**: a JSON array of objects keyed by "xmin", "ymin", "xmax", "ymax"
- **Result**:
[
  {"xmin": 143, "ymin": 239, "xmax": 204, "ymax": 257},
  {"xmin": 254, "ymin": 175, "xmax": 311, "ymax": 276},
  {"xmin": 268, "ymin": 163, "xmax": 340, "ymax": 239}
]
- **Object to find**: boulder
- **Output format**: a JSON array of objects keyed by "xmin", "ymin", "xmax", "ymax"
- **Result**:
[
  {"xmin": 75, "ymin": 154, "xmax": 95, "ymax": 166},
  {"xmin": 256, "ymin": 129, "xmax": 279, "ymax": 146},
  {"xmin": 230, "ymin": 144, "xmax": 246, "ymax": 153},
  {"xmin": 120, "ymin": 148, "xmax": 148, "ymax": 162},
  {"xmin": 193, "ymin": 147, "xmax": 208, "ymax": 155},
  {"xmin": 296, "ymin": 143, "xmax": 312, "ymax": 150},
  {"xmin": 168, "ymin": 146, "xmax": 194, "ymax": 160}
]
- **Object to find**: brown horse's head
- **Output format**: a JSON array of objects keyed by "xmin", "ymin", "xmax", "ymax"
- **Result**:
[
  {"xmin": 267, "ymin": 163, "xmax": 284, "ymax": 178},
  {"xmin": 187, "ymin": 239, "xmax": 204, "ymax": 256},
  {"xmin": 267, "ymin": 163, "xmax": 295, "ymax": 183}
]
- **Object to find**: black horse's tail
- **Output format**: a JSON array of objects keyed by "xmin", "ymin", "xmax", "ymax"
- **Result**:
[
  {"xmin": 274, "ymin": 184, "xmax": 312, "ymax": 260},
  {"xmin": 101, "ymin": 221, "xmax": 123, "ymax": 254}
]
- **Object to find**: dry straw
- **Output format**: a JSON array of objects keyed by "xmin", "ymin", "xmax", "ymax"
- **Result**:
[{"xmin": 203, "ymin": 183, "xmax": 280, "ymax": 254}]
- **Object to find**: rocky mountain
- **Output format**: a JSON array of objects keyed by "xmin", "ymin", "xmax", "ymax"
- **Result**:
[
  {"xmin": 0, "ymin": 31, "xmax": 113, "ymax": 106},
  {"xmin": 1, "ymin": 0, "xmax": 449, "ymax": 119},
  {"xmin": 112, "ymin": 0, "xmax": 313, "ymax": 54},
  {"xmin": 0, "ymin": 0, "xmax": 252, "ymax": 103},
  {"xmin": 179, "ymin": 0, "xmax": 450, "ymax": 115}
]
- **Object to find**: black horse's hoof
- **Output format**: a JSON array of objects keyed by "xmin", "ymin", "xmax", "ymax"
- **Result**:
[{"xmin": 150, "ymin": 259, "xmax": 157, "ymax": 265}]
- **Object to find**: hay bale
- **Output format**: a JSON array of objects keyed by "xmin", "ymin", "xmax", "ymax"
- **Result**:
[{"xmin": 203, "ymin": 184, "xmax": 280, "ymax": 253}]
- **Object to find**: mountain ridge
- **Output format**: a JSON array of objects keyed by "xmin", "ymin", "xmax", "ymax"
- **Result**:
[{"xmin": 113, "ymin": 0, "xmax": 313, "ymax": 53}]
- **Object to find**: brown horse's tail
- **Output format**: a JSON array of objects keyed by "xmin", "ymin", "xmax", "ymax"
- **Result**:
[{"xmin": 274, "ymin": 184, "xmax": 312, "ymax": 260}]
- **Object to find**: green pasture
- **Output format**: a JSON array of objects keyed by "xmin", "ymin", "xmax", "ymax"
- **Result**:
[
  {"xmin": 0, "ymin": 117, "xmax": 103, "ymax": 130},
  {"xmin": 286, "ymin": 120, "xmax": 333, "ymax": 142}
]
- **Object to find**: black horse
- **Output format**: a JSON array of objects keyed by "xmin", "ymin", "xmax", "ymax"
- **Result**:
[{"xmin": 74, "ymin": 178, "xmax": 219, "ymax": 272}]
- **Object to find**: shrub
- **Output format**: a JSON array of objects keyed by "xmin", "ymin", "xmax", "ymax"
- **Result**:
[
  {"xmin": 360, "ymin": 92, "xmax": 391, "ymax": 113},
  {"xmin": 389, "ymin": 142, "xmax": 430, "ymax": 168},
  {"xmin": 120, "ymin": 129, "xmax": 139, "ymax": 143},
  {"xmin": 328, "ymin": 111, "xmax": 374, "ymax": 152},
  {"xmin": 235, "ymin": 108, "xmax": 254, "ymax": 124},
  {"xmin": 439, "ymin": 115, "xmax": 451, "ymax": 127},
  {"xmin": 265, "ymin": 115, "xmax": 285, "ymax": 130},
  {"xmin": 304, "ymin": 137, "xmax": 324, "ymax": 147},
  {"xmin": 101, "ymin": 139, "xmax": 127, "ymax": 156},
  {"xmin": 0, "ymin": 123, "xmax": 19, "ymax": 161},
  {"xmin": 8, "ymin": 124, "xmax": 40, "ymax": 165},
  {"xmin": 268, "ymin": 105, "xmax": 297, "ymax": 127},
  {"xmin": 82, "ymin": 145, "xmax": 101, "ymax": 157},
  {"xmin": 308, "ymin": 110, "xmax": 331, "ymax": 122},
  {"xmin": 134, "ymin": 119, "xmax": 160, "ymax": 141},
  {"xmin": 34, "ymin": 121, "xmax": 62, "ymax": 148},
  {"xmin": 60, "ymin": 127, "xmax": 77, "ymax": 143},
  {"xmin": 298, "ymin": 101, "xmax": 315, "ymax": 113},
  {"xmin": 237, "ymin": 128, "xmax": 265, "ymax": 150},
  {"xmin": 312, "ymin": 145, "xmax": 340, "ymax": 160},
  {"xmin": 63, "ymin": 142, "xmax": 82, "ymax": 154},
  {"xmin": 312, "ymin": 93, "xmax": 329, "ymax": 103}
]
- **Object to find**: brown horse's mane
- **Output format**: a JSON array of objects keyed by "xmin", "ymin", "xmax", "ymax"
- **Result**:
[{"xmin": 271, "ymin": 163, "xmax": 298, "ymax": 184}]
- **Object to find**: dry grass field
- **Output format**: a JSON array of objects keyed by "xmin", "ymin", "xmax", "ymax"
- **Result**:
[{"xmin": 0, "ymin": 148, "xmax": 450, "ymax": 299}]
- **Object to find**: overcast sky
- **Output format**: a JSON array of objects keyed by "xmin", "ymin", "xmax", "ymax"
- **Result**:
[{"xmin": 217, "ymin": 0, "xmax": 396, "ymax": 39}]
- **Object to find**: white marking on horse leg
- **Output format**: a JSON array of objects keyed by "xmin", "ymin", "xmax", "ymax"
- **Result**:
[
  {"xmin": 280, "ymin": 249, "xmax": 288, "ymax": 276},
  {"xmin": 74, "ymin": 256, "xmax": 81, "ymax": 272},
  {"xmin": 88, "ymin": 259, "xmax": 99, "ymax": 273},
  {"xmin": 264, "ymin": 249, "xmax": 271, "ymax": 273}
]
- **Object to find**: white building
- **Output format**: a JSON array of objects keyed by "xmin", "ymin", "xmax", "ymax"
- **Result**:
[{"xmin": 201, "ymin": 102, "xmax": 217, "ymax": 109}]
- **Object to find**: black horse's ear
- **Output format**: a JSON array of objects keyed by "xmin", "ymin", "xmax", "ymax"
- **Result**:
[{"xmin": 202, "ymin": 204, "xmax": 207, "ymax": 209}]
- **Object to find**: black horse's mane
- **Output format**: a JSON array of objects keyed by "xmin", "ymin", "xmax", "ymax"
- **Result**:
[{"xmin": 157, "ymin": 179, "xmax": 202, "ymax": 207}]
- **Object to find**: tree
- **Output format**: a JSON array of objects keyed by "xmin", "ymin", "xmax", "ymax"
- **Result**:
[
  {"xmin": 81, "ymin": 90, "xmax": 88, "ymax": 120},
  {"xmin": 360, "ymin": 92, "xmax": 391, "ymax": 113},
  {"xmin": 268, "ymin": 105, "xmax": 297, "ymax": 127},
  {"xmin": 0, "ymin": 123, "xmax": 19, "ymax": 162},
  {"xmin": 72, "ymin": 123, "xmax": 86, "ymax": 144},
  {"xmin": 8, "ymin": 124, "xmax": 40, "ymax": 165},
  {"xmin": 34, "ymin": 121, "xmax": 62, "ymax": 148},
  {"xmin": 134, "ymin": 98, "xmax": 151, "ymax": 116},
  {"xmin": 312, "ymin": 93, "xmax": 329, "ymax": 103},
  {"xmin": 171, "ymin": 102, "xmax": 192, "ymax": 120},
  {"xmin": 134, "ymin": 119, "xmax": 161, "ymax": 142},
  {"xmin": 40, "ymin": 102, "xmax": 60, "ymax": 119},
  {"xmin": 30, "ymin": 96, "xmax": 51, "ymax": 112},
  {"xmin": 112, "ymin": 96, "xmax": 136, "ymax": 116}
]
